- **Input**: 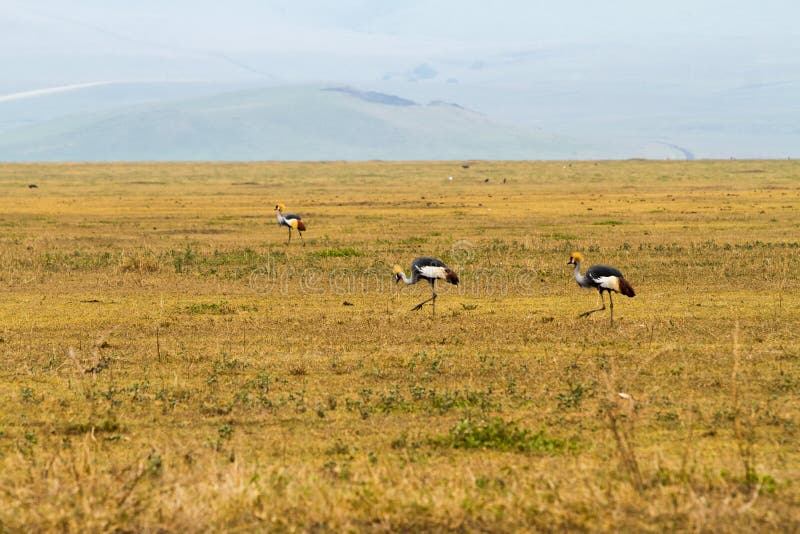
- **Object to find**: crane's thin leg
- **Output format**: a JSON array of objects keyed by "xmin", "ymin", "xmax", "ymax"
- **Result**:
[
  {"xmin": 412, "ymin": 284, "xmax": 438, "ymax": 314},
  {"xmin": 298, "ymin": 231, "xmax": 305, "ymax": 246},
  {"xmin": 411, "ymin": 293, "xmax": 437, "ymax": 311},
  {"xmin": 609, "ymin": 292, "xmax": 614, "ymax": 326},
  {"xmin": 287, "ymin": 228, "xmax": 292, "ymax": 245},
  {"xmin": 580, "ymin": 291, "xmax": 606, "ymax": 318}
]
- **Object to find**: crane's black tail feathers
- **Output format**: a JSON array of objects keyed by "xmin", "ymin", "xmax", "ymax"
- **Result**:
[{"xmin": 618, "ymin": 278, "xmax": 635, "ymax": 297}]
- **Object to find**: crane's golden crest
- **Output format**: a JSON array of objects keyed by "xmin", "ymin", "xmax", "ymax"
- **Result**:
[
  {"xmin": 570, "ymin": 252, "xmax": 584, "ymax": 263},
  {"xmin": 392, "ymin": 265, "xmax": 403, "ymax": 275},
  {"xmin": 275, "ymin": 203, "xmax": 285, "ymax": 212}
]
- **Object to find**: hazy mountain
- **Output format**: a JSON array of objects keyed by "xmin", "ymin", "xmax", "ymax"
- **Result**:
[
  {"xmin": 0, "ymin": 81, "xmax": 264, "ymax": 133},
  {"xmin": 0, "ymin": 86, "xmax": 606, "ymax": 161}
]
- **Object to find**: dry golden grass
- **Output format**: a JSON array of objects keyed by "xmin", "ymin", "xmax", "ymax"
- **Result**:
[{"xmin": 0, "ymin": 160, "xmax": 798, "ymax": 532}]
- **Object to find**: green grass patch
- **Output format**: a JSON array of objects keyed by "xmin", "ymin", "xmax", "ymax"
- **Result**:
[
  {"xmin": 435, "ymin": 417, "xmax": 570, "ymax": 454},
  {"xmin": 400, "ymin": 236, "xmax": 428, "ymax": 245},
  {"xmin": 62, "ymin": 418, "xmax": 122, "ymax": 436},
  {"xmin": 312, "ymin": 247, "xmax": 362, "ymax": 258},
  {"xmin": 550, "ymin": 232, "xmax": 578, "ymax": 240},
  {"xmin": 185, "ymin": 301, "xmax": 236, "ymax": 315}
]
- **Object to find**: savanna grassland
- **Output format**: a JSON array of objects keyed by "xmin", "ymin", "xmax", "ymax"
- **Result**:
[{"xmin": 0, "ymin": 160, "xmax": 798, "ymax": 532}]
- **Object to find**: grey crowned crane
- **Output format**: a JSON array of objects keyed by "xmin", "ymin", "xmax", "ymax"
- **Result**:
[
  {"xmin": 393, "ymin": 257, "xmax": 459, "ymax": 315},
  {"xmin": 568, "ymin": 252, "xmax": 635, "ymax": 325},
  {"xmin": 274, "ymin": 203, "xmax": 306, "ymax": 245}
]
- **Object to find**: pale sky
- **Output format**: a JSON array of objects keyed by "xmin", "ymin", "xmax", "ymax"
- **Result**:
[{"xmin": 4, "ymin": 1, "xmax": 799, "ymax": 82}]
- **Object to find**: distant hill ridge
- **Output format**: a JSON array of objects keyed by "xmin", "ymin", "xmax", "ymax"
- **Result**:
[
  {"xmin": 323, "ymin": 87, "xmax": 416, "ymax": 106},
  {"xmin": 322, "ymin": 87, "xmax": 470, "ymax": 112},
  {"xmin": 0, "ymin": 85, "xmax": 594, "ymax": 161}
]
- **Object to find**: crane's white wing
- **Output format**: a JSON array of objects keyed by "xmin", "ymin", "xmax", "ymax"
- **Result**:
[
  {"xmin": 416, "ymin": 265, "xmax": 446, "ymax": 279},
  {"xmin": 589, "ymin": 275, "xmax": 620, "ymax": 292}
]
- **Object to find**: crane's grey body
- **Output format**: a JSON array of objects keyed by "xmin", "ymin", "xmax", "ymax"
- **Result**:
[{"xmin": 575, "ymin": 264, "xmax": 625, "ymax": 289}]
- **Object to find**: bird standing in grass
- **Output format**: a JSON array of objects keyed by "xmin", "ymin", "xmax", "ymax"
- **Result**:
[
  {"xmin": 568, "ymin": 252, "xmax": 635, "ymax": 325},
  {"xmin": 274, "ymin": 203, "xmax": 306, "ymax": 245},
  {"xmin": 394, "ymin": 257, "xmax": 459, "ymax": 316}
]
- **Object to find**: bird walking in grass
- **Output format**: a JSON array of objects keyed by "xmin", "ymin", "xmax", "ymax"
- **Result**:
[
  {"xmin": 393, "ymin": 257, "xmax": 459, "ymax": 316},
  {"xmin": 274, "ymin": 203, "xmax": 306, "ymax": 245},
  {"xmin": 568, "ymin": 252, "xmax": 635, "ymax": 325}
]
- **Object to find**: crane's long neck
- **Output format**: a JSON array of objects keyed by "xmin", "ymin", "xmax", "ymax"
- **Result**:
[
  {"xmin": 397, "ymin": 271, "xmax": 413, "ymax": 285},
  {"xmin": 276, "ymin": 211, "xmax": 285, "ymax": 225},
  {"xmin": 573, "ymin": 261, "xmax": 591, "ymax": 288}
]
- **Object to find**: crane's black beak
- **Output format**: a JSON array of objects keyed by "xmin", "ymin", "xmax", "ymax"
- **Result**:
[{"xmin": 394, "ymin": 274, "xmax": 401, "ymax": 284}]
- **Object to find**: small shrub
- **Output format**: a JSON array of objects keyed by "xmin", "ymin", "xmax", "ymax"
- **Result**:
[
  {"xmin": 20, "ymin": 386, "xmax": 42, "ymax": 404},
  {"xmin": 147, "ymin": 450, "xmax": 163, "ymax": 478},
  {"xmin": 557, "ymin": 384, "xmax": 586, "ymax": 409},
  {"xmin": 218, "ymin": 424, "xmax": 234, "ymax": 441}
]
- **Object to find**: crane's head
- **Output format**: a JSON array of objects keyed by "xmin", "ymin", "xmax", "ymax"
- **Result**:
[
  {"xmin": 444, "ymin": 268, "xmax": 459, "ymax": 285},
  {"xmin": 567, "ymin": 251, "xmax": 584, "ymax": 265},
  {"xmin": 392, "ymin": 264, "xmax": 404, "ymax": 283},
  {"xmin": 274, "ymin": 203, "xmax": 285, "ymax": 212}
]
